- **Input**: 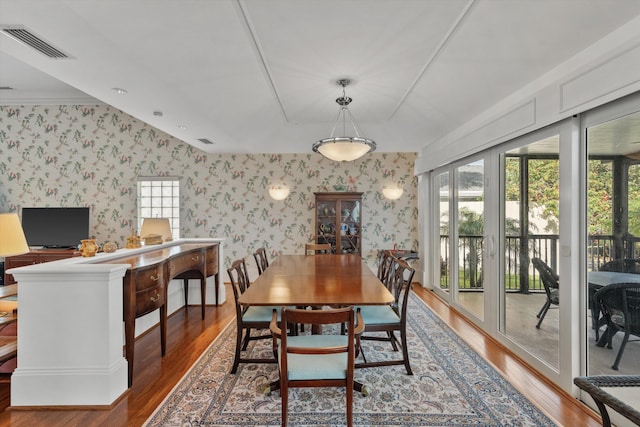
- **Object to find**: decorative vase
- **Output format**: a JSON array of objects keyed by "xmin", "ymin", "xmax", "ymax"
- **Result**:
[
  {"xmin": 102, "ymin": 241, "xmax": 117, "ymax": 253},
  {"xmin": 81, "ymin": 239, "xmax": 98, "ymax": 257}
]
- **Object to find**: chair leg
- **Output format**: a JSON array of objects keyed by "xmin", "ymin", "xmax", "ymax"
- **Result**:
[
  {"xmin": 536, "ymin": 301, "xmax": 551, "ymax": 329},
  {"xmin": 231, "ymin": 325, "xmax": 243, "ymax": 374},
  {"xmin": 242, "ymin": 328, "xmax": 251, "ymax": 350},
  {"xmin": 388, "ymin": 331, "xmax": 399, "ymax": 351},
  {"xmin": 281, "ymin": 381, "xmax": 288, "ymax": 427},
  {"xmin": 612, "ymin": 331, "xmax": 630, "ymax": 370},
  {"xmin": 400, "ymin": 329, "xmax": 413, "ymax": 375},
  {"xmin": 347, "ymin": 375, "xmax": 354, "ymax": 427}
]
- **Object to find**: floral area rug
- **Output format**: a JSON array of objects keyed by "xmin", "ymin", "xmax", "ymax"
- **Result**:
[{"xmin": 144, "ymin": 294, "xmax": 556, "ymax": 426}]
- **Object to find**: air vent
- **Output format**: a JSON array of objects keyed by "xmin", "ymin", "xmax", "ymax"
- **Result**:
[
  {"xmin": 1, "ymin": 26, "xmax": 70, "ymax": 59},
  {"xmin": 0, "ymin": 87, "xmax": 14, "ymax": 90},
  {"xmin": 198, "ymin": 138, "xmax": 215, "ymax": 145}
]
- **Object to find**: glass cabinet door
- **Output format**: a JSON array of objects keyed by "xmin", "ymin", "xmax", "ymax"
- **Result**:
[
  {"xmin": 315, "ymin": 192, "xmax": 362, "ymax": 255},
  {"xmin": 317, "ymin": 200, "xmax": 337, "ymax": 250},
  {"xmin": 337, "ymin": 199, "xmax": 360, "ymax": 254}
]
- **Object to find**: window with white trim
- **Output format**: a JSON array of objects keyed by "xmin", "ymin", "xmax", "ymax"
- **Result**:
[{"xmin": 137, "ymin": 177, "xmax": 180, "ymax": 239}]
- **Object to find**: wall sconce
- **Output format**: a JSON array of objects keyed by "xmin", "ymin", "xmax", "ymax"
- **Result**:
[
  {"xmin": 382, "ymin": 186, "xmax": 404, "ymax": 200},
  {"xmin": 0, "ymin": 213, "xmax": 29, "ymax": 257},
  {"xmin": 269, "ymin": 185, "xmax": 290, "ymax": 201},
  {"xmin": 140, "ymin": 217, "xmax": 173, "ymax": 245}
]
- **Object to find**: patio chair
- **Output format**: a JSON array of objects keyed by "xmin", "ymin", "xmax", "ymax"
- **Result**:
[
  {"xmin": 531, "ymin": 257, "xmax": 559, "ymax": 329},
  {"xmin": 270, "ymin": 306, "xmax": 364, "ymax": 427},
  {"xmin": 594, "ymin": 282, "xmax": 640, "ymax": 370},
  {"xmin": 356, "ymin": 257, "xmax": 415, "ymax": 375},
  {"xmin": 253, "ymin": 247, "xmax": 269, "ymax": 275}
]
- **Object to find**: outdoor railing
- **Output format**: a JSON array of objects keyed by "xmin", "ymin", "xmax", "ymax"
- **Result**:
[{"xmin": 439, "ymin": 234, "xmax": 640, "ymax": 292}]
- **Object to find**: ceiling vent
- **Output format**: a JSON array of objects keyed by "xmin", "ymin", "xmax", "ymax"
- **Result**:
[
  {"xmin": 0, "ymin": 87, "xmax": 14, "ymax": 90},
  {"xmin": 198, "ymin": 138, "xmax": 214, "ymax": 145},
  {"xmin": 1, "ymin": 25, "xmax": 71, "ymax": 59}
]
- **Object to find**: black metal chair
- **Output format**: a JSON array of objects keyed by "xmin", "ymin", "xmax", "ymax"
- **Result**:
[
  {"xmin": 594, "ymin": 282, "xmax": 640, "ymax": 370},
  {"xmin": 531, "ymin": 257, "xmax": 559, "ymax": 329},
  {"xmin": 574, "ymin": 376, "xmax": 640, "ymax": 427}
]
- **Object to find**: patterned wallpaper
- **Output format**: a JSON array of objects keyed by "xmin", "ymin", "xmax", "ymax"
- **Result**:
[{"xmin": 0, "ymin": 105, "xmax": 417, "ymax": 274}]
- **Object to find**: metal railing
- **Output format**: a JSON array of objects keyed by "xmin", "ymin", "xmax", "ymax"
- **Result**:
[{"xmin": 439, "ymin": 234, "xmax": 640, "ymax": 292}]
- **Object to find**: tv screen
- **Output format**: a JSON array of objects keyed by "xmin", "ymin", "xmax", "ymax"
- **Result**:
[{"xmin": 21, "ymin": 207, "xmax": 90, "ymax": 249}]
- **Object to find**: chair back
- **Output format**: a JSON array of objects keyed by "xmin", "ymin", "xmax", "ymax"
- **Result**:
[
  {"xmin": 532, "ymin": 258, "xmax": 559, "ymax": 295},
  {"xmin": 599, "ymin": 258, "xmax": 640, "ymax": 274},
  {"xmin": 253, "ymin": 247, "xmax": 269, "ymax": 275},
  {"xmin": 595, "ymin": 282, "xmax": 640, "ymax": 335},
  {"xmin": 305, "ymin": 243, "xmax": 332, "ymax": 254},
  {"xmin": 227, "ymin": 258, "xmax": 251, "ymax": 313},
  {"xmin": 376, "ymin": 250, "xmax": 394, "ymax": 283},
  {"xmin": 387, "ymin": 258, "xmax": 415, "ymax": 318}
]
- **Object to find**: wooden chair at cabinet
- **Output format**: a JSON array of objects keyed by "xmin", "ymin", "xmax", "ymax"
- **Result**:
[
  {"xmin": 305, "ymin": 243, "xmax": 332, "ymax": 255},
  {"xmin": 253, "ymin": 247, "xmax": 270, "ymax": 275}
]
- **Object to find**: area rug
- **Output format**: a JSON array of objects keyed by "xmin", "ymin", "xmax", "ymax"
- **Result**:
[{"xmin": 144, "ymin": 294, "xmax": 556, "ymax": 426}]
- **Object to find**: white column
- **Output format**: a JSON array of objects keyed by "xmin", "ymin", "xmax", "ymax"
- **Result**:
[{"xmin": 10, "ymin": 263, "xmax": 129, "ymax": 406}]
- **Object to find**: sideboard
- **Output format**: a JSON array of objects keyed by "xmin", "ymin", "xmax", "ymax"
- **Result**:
[{"xmin": 7, "ymin": 238, "xmax": 224, "ymax": 407}]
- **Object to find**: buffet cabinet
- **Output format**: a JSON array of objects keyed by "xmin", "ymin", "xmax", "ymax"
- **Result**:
[{"xmin": 314, "ymin": 192, "xmax": 362, "ymax": 255}]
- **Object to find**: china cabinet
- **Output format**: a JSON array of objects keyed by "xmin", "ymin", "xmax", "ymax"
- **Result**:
[{"xmin": 314, "ymin": 192, "xmax": 362, "ymax": 255}]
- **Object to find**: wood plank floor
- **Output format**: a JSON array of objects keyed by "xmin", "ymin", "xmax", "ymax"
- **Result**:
[{"xmin": 0, "ymin": 285, "xmax": 601, "ymax": 426}]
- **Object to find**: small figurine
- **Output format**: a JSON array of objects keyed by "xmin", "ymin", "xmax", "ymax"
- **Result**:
[{"xmin": 125, "ymin": 229, "xmax": 141, "ymax": 249}]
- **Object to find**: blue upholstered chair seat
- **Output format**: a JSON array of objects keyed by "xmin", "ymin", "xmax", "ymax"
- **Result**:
[
  {"xmin": 357, "ymin": 305, "xmax": 400, "ymax": 325},
  {"xmin": 280, "ymin": 335, "xmax": 349, "ymax": 380},
  {"xmin": 243, "ymin": 306, "xmax": 282, "ymax": 322}
]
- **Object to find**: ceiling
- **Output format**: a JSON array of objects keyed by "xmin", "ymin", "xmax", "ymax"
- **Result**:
[{"xmin": 1, "ymin": 0, "xmax": 640, "ymax": 155}]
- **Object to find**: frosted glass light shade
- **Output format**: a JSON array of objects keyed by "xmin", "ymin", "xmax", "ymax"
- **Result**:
[
  {"xmin": 382, "ymin": 187, "xmax": 404, "ymax": 200},
  {"xmin": 313, "ymin": 137, "xmax": 375, "ymax": 162},
  {"xmin": 269, "ymin": 185, "xmax": 290, "ymax": 200},
  {"xmin": 0, "ymin": 213, "xmax": 29, "ymax": 256},
  {"xmin": 140, "ymin": 218, "xmax": 172, "ymax": 243}
]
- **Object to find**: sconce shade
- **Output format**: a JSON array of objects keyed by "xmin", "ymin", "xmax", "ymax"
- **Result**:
[
  {"xmin": 269, "ymin": 185, "xmax": 290, "ymax": 200},
  {"xmin": 382, "ymin": 187, "xmax": 404, "ymax": 200},
  {"xmin": 140, "ymin": 218, "xmax": 172, "ymax": 244},
  {"xmin": 0, "ymin": 213, "xmax": 30, "ymax": 257}
]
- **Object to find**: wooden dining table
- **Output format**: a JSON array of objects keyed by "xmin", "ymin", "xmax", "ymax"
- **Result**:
[
  {"xmin": 238, "ymin": 253, "xmax": 394, "ymax": 396},
  {"xmin": 238, "ymin": 254, "xmax": 394, "ymax": 307}
]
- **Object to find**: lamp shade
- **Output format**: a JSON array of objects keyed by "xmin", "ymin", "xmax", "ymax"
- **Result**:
[
  {"xmin": 0, "ymin": 213, "xmax": 29, "ymax": 257},
  {"xmin": 313, "ymin": 137, "xmax": 376, "ymax": 162},
  {"xmin": 140, "ymin": 218, "xmax": 172, "ymax": 243},
  {"xmin": 382, "ymin": 187, "xmax": 404, "ymax": 200},
  {"xmin": 268, "ymin": 185, "xmax": 290, "ymax": 200}
]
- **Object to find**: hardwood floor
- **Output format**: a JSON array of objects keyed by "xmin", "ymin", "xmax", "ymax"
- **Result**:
[{"xmin": 0, "ymin": 285, "xmax": 600, "ymax": 426}]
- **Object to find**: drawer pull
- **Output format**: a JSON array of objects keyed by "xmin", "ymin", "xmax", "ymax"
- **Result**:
[
  {"xmin": 150, "ymin": 293, "xmax": 160, "ymax": 303},
  {"xmin": 191, "ymin": 256, "xmax": 200, "ymax": 262},
  {"xmin": 150, "ymin": 275, "xmax": 159, "ymax": 282}
]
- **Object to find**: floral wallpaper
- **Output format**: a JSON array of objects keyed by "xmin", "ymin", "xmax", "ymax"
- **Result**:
[{"xmin": 0, "ymin": 105, "xmax": 417, "ymax": 275}]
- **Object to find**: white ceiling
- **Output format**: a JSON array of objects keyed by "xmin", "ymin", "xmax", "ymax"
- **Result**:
[{"xmin": 1, "ymin": 0, "xmax": 640, "ymax": 155}]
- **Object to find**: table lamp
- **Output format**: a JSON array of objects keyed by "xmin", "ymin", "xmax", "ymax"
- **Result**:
[
  {"xmin": 140, "ymin": 218, "xmax": 173, "ymax": 245},
  {"xmin": 0, "ymin": 213, "xmax": 29, "ymax": 257}
]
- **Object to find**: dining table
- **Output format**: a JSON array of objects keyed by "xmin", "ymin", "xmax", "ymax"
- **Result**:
[{"xmin": 238, "ymin": 253, "xmax": 394, "ymax": 395}]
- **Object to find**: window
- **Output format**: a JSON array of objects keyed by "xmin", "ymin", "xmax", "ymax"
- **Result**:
[{"xmin": 137, "ymin": 177, "xmax": 180, "ymax": 239}]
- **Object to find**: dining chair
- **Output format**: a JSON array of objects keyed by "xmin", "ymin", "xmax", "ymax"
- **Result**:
[
  {"xmin": 594, "ymin": 282, "xmax": 640, "ymax": 370},
  {"xmin": 531, "ymin": 257, "xmax": 559, "ymax": 329},
  {"xmin": 305, "ymin": 243, "xmax": 332, "ymax": 254},
  {"xmin": 376, "ymin": 249, "xmax": 394, "ymax": 285},
  {"xmin": 253, "ymin": 247, "xmax": 269, "ymax": 275},
  {"xmin": 270, "ymin": 306, "xmax": 364, "ymax": 427},
  {"xmin": 227, "ymin": 258, "xmax": 279, "ymax": 374},
  {"xmin": 356, "ymin": 257, "xmax": 415, "ymax": 375}
]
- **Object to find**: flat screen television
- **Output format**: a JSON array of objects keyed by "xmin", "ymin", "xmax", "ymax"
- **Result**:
[{"xmin": 21, "ymin": 207, "xmax": 90, "ymax": 249}]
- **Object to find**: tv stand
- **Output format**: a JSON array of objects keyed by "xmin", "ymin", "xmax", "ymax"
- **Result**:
[{"xmin": 4, "ymin": 248, "xmax": 81, "ymax": 285}]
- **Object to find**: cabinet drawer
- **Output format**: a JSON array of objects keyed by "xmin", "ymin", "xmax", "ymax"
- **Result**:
[
  {"xmin": 135, "ymin": 285, "xmax": 164, "ymax": 316},
  {"xmin": 134, "ymin": 266, "xmax": 164, "ymax": 292},
  {"xmin": 168, "ymin": 251, "xmax": 204, "ymax": 277}
]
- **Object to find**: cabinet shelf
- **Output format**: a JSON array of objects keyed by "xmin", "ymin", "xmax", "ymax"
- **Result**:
[{"xmin": 314, "ymin": 192, "xmax": 362, "ymax": 256}]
